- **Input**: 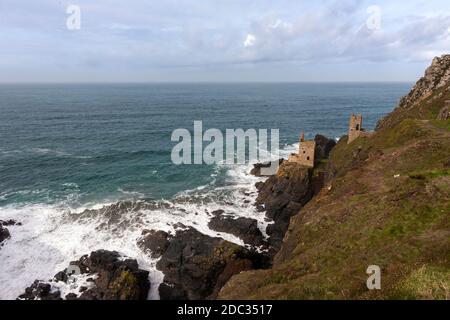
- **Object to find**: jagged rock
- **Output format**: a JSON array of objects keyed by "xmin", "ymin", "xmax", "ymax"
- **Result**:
[
  {"xmin": 0, "ymin": 225, "xmax": 11, "ymax": 245},
  {"xmin": 0, "ymin": 219, "xmax": 21, "ymax": 226},
  {"xmin": 314, "ymin": 134, "xmax": 337, "ymax": 162},
  {"xmin": 437, "ymin": 102, "xmax": 450, "ymax": 120},
  {"xmin": 18, "ymin": 280, "xmax": 61, "ymax": 300},
  {"xmin": 211, "ymin": 209, "xmax": 225, "ymax": 216},
  {"xmin": 377, "ymin": 54, "xmax": 450, "ymax": 130},
  {"xmin": 156, "ymin": 228, "xmax": 268, "ymax": 300},
  {"xmin": 248, "ymin": 135, "xmax": 335, "ymax": 249},
  {"xmin": 137, "ymin": 229, "xmax": 170, "ymax": 258},
  {"xmin": 70, "ymin": 201, "xmax": 173, "ymax": 232},
  {"xmin": 208, "ymin": 215, "xmax": 265, "ymax": 247},
  {"xmin": 255, "ymin": 162, "xmax": 314, "ymax": 250},
  {"xmin": 250, "ymin": 159, "xmax": 284, "ymax": 177},
  {"xmin": 18, "ymin": 250, "xmax": 150, "ymax": 300}
]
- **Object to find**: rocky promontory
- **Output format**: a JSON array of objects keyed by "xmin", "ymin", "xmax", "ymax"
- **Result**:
[
  {"xmin": 220, "ymin": 55, "xmax": 450, "ymax": 300},
  {"xmin": 18, "ymin": 250, "xmax": 150, "ymax": 300},
  {"xmin": 252, "ymin": 134, "xmax": 336, "ymax": 250},
  {"xmin": 139, "ymin": 227, "xmax": 269, "ymax": 300},
  {"xmin": 14, "ymin": 56, "xmax": 449, "ymax": 301}
]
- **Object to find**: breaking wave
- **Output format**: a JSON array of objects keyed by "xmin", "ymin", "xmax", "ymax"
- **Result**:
[{"xmin": 0, "ymin": 143, "xmax": 297, "ymax": 300}]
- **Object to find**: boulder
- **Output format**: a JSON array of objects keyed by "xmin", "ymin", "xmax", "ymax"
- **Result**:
[
  {"xmin": 250, "ymin": 159, "xmax": 284, "ymax": 177},
  {"xmin": 0, "ymin": 219, "xmax": 21, "ymax": 226},
  {"xmin": 156, "ymin": 228, "xmax": 268, "ymax": 300},
  {"xmin": 137, "ymin": 229, "xmax": 170, "ymax": 258},
  {"xmin": 18, "ymin": 280, "xmax": 61, "ymax": 300},
  {"xmin": 18, "ymin": 250, "xmax": 150, "ymax": 300},
  {"xmin": 208, "ymin": 215, "xmax": 265, "ymax": 247},
  {"xmin": 0, "ymin": 225, "xmax": 10, "ymax": 245},
  {"xmin": 437, "ymin": 103, "xmax": 450, "ymax": 120}
]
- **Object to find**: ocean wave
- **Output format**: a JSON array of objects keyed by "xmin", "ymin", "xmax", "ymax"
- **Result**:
[
  {"xmin": 0, "ymin": 142, "xmax": 297, "ymax": 300},
  {"xmin": 117, "ymin": 188, "xmax": 146, "ymax": 198}
]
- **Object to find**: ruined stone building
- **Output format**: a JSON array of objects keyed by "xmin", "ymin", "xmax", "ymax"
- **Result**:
[
  {"xmin": 288, "ymin": 133, "xmax": 315, "ymax": 168},
  {"xmin": 348, "ymin": 114, "xmax": 372, "ymax": 144}
]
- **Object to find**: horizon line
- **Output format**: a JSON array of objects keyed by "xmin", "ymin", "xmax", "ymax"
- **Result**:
[{"xmin": 0, "ymin": 80, "xmax": 414, "ymax": 85}]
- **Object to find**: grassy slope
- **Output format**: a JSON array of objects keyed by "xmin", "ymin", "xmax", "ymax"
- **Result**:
[{"xmin": 219, "ymin": 90, "xmax": 450, "ymax": 300}]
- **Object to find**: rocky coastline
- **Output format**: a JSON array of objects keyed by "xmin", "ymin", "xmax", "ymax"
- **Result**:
[
  {"xmin": 12, "ymin": 134, "xmax": 336, "ymax": 300},
  {"xmin": 9, "ymin": 55, "xmax": 450, "ymax": 301}
]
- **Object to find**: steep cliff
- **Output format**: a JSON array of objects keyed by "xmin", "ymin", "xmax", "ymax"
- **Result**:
[
  {"xmin": 376, "ymin": 55, "xmax": 450, "ymax": 130},
  {"xmin": 220, "ymin": 56, "xmax": 450, "ymax": 300}
]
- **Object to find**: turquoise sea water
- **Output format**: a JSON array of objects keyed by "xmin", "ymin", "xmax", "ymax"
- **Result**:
[
  {"xmin": 0, "ymin": 83, "xmax": 410, "ymax": 207},
  {"xmin": 0, "ymin": 83, "xmax": 411, "ymax": 299}
]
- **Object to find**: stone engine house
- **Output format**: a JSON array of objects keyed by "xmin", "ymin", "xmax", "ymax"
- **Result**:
[
  {"xmin": 288, "ymin": 133, "xmax": 316, "ymax": 168},
  {"xmin": 348, "ymin": 114, "xmax": 372, "ymax": 144}
]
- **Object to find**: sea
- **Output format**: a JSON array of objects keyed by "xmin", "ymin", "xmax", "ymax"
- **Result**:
[{"xmin": 0, "ymin": 83, "xmax": 411, "ymax": 299}]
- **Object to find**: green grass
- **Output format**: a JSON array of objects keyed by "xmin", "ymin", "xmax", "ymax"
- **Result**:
[
  {"xmin": 219, "ymin": 85, "xmax": 450, "ymax": 300},
  {"xmin": 409, "ymin": 169, "xmax": 450, "ymax": 180},
  {"xmin": 392, "ymin": 265, "xmax": 450, "ymax": 300},
  {"xmin": 430, "ymin": 119, "xmax": 450, "ymax": 131}
]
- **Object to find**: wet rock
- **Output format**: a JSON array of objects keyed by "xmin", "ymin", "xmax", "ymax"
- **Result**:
[
  {"xmin": 250, "ymin": 159, "xmax": 284, "ymax": 177},
  {"xmin": 18, "ymin": 281, "xmax": 61, "ymax": 300},
  {"xmin": 53, "ymin": 271, "xmax": 68, "ymax": 283},
  {"xmin": 65, "ymin": 293, "xmax": 78, "ymax": 300},
  {"xmin": 208, "ymin": 215, "xmax": 265, "ymax": 247},
  {"xmin": 211, "ymin": 210, "xmax": 225, "ymax": 216},
  {"xmin": 255, "ymin": 162, "xmax": 314, "ymax": 250},
  {"xmin": 18, "ymin": 250, "xmax": 150, "ymax": 300},
  {"xmin": 0, "ymin": 225, "xmax": 10, "ymax": 245},
  {"xmin": 0, "ymin": 219, "xmax": 21, "ymax": 226},
  {"xmin": 156, "ymin": 228, "xmax": 268, "ymax": 300},
  {"xmin": 137, "ymin": 229, "xmax": 170, "ymax": 258}
]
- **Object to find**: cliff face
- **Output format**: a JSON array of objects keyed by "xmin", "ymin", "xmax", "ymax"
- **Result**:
[
  {"xmin": 377, "ymin": 55, "xmax": 450, "ymax": 130},
  {"xmin": 220, "ymin": 56, "xmax": 450, "ymax": 300}
]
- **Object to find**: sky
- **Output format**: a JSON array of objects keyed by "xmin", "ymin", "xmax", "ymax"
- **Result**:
[{"xmin": 1, "ymin": 0, "xmax": 450, "ymax": 83}]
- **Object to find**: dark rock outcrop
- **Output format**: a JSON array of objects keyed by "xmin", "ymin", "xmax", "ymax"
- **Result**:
[
  {"xmin": 18, "ymin": 250, "xmax": 150, "ymax": 300},
  {"xmin": 314, "ymin": 134, "xmax": 337, "ymax": 162},
  {"xmin": 156, "ymin": 228, "xmax": 267, "ymax": 300},
  {"xmin": 137, "ymin": 229, "xmax": 170, "ymax": 258},
  {"xmin": 255, "ymin": 162, "xmax": 315, "ymax": 250},
  {"xmin": 437, "ymin": 102, "xmax": 450, "ymax": 120},
  {"xmin": 0, "ymin": 225, "xmax": 11, "ymax": 245},
  {"xmin": 249, "ymin": 135, "xmax": 336, "ymax": 250},
  {"xmin": 250, "ymin": 159, "xmax": 284, "ymax": 177},
  {"xmin": 376, "ymin": 54, "xmax": 450, "ymax": 130},
  {"xmin": 17, "ymin": 280, "xmax": 62, "ymax": 300},
  {"xmin": 208, "ymin": 214, "xmax": 265, "ymax": 247},
  {"xmin": 0, "ymin": 219, "xmax": 21, "ymax": 226}
]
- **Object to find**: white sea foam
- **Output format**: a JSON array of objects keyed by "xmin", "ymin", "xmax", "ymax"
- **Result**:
[
  {"xmin": 0, "ymin": 143, "xmax": 297, "ymax": 300},
  {"xmin": 117, "ymin": 188, "xmax": 145, "ymax": 198}
]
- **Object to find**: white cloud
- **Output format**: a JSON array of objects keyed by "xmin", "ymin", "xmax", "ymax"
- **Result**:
[
  {"xmin": 244, "ymin": 34, "xmax": 256, "ymax": 47},
  {"xmin": 1, "ymin": 0, "xmax": 450, "ymax": 82}
]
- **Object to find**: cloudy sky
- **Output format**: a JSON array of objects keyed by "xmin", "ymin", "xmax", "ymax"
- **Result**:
[{"xmin": 1, "ymin": 0, "xmax": 450, "ymax": 82}]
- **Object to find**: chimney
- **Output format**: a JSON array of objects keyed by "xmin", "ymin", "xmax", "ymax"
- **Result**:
[{"xmin": 300, "ymin": 132, "xmax": 305, "ymax": 142}]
